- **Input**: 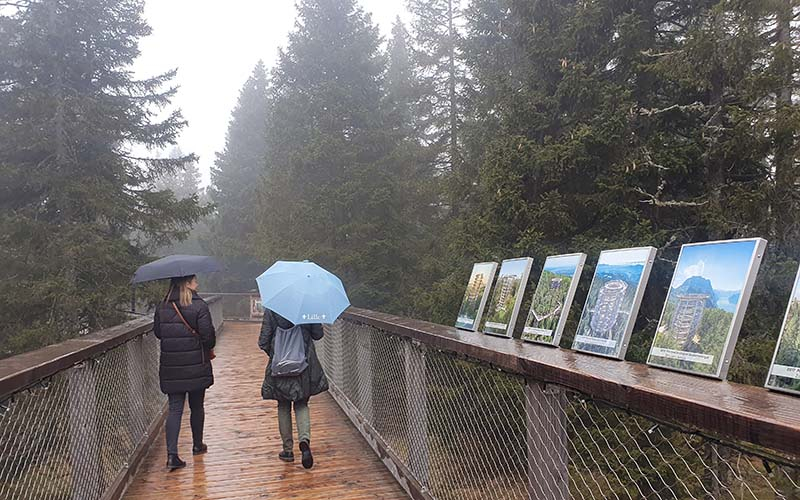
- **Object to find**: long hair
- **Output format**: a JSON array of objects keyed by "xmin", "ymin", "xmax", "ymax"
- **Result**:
[{"xmin": 165, "ymin": 275, "xmax": 195, "ymax": 307}]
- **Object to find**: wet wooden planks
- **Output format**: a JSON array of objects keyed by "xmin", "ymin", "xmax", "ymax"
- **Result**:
[{"xmin": 123, "ymin": 321, "xmax": 408, "ymax": 500}]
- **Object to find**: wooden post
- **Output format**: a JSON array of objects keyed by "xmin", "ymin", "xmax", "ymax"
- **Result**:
[
  {"xmin": 355, "ymin": 325, "xmax": 374, "ymax": 423},
  {"xmin": 404, "ymin": 340, "xmax": 430, "ymax": 486},
  {"xmin": 69, "ymin": 362, "xmax": 101, "ymax": 500},
  {"xmin": 526, "ymin": 381, "xmax": 569, "ymax": 500}
]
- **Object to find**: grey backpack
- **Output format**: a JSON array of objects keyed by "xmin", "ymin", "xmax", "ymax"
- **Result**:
[{"xmin": 271, "ymin": 325, "xmax": 308, "ymax": 377}]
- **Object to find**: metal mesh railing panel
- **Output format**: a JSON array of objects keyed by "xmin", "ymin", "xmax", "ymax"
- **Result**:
[
  {"xmin": 0, "ymin": 332, "xmax": 164, "ymax": 500},
  {"xmin": 319, "ymin": 319, "xmax": 800, "ymax": 500}
]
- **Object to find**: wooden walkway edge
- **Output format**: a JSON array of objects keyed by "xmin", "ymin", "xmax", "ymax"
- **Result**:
[{"xmin": 123, "ymin": 322, "xmax": 407, "ymax": 500}]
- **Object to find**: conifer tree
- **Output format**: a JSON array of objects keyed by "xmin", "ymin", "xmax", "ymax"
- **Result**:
[
  {"xmin": 208, "ymin": 61, "xmax": 271, "ymax": 290},
  {"xmin": 210, "ymin": 61, "xmax": 270, "ymax": 232},
  {"xmin": 254, "ymin": 0, "xmax": 418, "ymax": 309},
  {"xmin": 407, "ymin": 0, "xmax": 465, "ymax": 175},
  {"xmin": 0, "ymin": 0, "xmax": 206, "ymax": 356}
]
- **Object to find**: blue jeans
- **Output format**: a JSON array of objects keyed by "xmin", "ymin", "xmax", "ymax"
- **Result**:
[{"xmin": 166, "ymin": 390, "xmax": 205, "ymax": 455}]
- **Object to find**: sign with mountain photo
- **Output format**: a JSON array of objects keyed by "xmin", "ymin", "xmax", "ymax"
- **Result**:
[
  {"xmin": 766, "ymin": 265, "xmax": 800, "ymax": 395},
  {"xmin": 648, "ymin": 238, "xmax": 766, "ymax": 379},
  {"xmin": 455, "ymin": 262, "xmax": 498, "ymax": 331},
  {"xmin": 521, "ymin": 253, "xmax": 586, "ymax": 346},
  {"xmin": 482, "ymin": 257, "xmax": 534, "ymax": 337},
  {"xmin": 572, "ymin": 247, "xmax": 656, "ymax": 359}
]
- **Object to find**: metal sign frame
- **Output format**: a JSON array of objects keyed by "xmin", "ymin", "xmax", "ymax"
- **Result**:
[
  {"xmin": 647, "ymin": 238, "xmax": 766, "ymax": 380},
  {"xmin": 455, "ymin": 262, "xmax": 499, "ymax": 332},
  {"xmin": 482, "ymin": 257, "xmax": 534, "ymax": 338},
  {"xmin": 572, "ymin": 246, "xmax": 657, "ymax": 360},
  {"xmin": 521, "ymin": 253, "xmax": 586, "ymax": 347}
]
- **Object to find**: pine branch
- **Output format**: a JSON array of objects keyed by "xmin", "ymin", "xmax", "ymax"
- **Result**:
[
  {"xmin": 640, "ymin": 49, "xmax": 683, "ymax": 58},
  {"xmin": 638, "ymin": 101, "xmax": 705, "ymax": 116},
  {"xmin": 634, "ymin": 187, "xmax": 708, "ymax": 207}
]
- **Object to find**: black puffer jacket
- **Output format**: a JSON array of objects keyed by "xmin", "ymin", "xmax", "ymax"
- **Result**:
[
  {"xmin": 258, "ymin": 310, "xmax": 328, "ymax": 402},
  {"xmin": 154, "ymin": 291, "xmax": 216, "ymax": 394}
]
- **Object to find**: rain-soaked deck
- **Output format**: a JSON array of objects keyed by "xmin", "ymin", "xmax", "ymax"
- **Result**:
[{"xmin": 123, "ymin": 322, "xmax": 407, "ymax": 500}]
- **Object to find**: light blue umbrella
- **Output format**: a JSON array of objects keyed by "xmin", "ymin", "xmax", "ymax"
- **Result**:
[{"xmin": 256, "ymin": 260, "xmax": 350, "ymax": 325}]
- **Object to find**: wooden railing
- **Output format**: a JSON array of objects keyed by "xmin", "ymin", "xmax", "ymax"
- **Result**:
[
  {"xmin": 0, "ymin": 296, "xmax": 223, "ymax": 500},
  {"xmin": 320, "ymin": 308, "xmax": 800, "ymax": 500}
]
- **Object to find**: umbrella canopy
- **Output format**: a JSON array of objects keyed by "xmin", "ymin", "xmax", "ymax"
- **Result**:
[
  {"xmin": 256, "ymin": 260, "xmax": 350, "ymax": 325},
  {"xmin": 132, "ymin": 255, "xmax": 223, "ymax": 284}
]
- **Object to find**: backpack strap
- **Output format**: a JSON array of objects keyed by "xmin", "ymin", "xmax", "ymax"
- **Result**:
[{"xmin": 171, "ymin": 302, "xmax": 198, "ymax": 336}]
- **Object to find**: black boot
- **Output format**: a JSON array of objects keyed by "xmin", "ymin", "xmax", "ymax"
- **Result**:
[
  {"xmin": 278, "ymin": 450, "xmax": 295, "ymax": 462},
  {"xmin": 166, "ymin": 454, "xmax": 186, "ymax": 471},
  {"xmin": 192, "ymin": 443, "xmax": 208, "ymax": 455},
  {"xmin": 299, "ymin": 441, "xmax": 313, "ymax": 469}
]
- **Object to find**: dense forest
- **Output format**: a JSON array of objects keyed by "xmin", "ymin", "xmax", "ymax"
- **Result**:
[{"xmin": 2, "ymin": 0, "xmax": 800, "ymax": 388}]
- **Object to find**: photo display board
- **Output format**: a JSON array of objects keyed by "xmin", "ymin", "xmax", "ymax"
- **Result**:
[
  {"xmin": 572, "ymin": 247, "xmax": 656, "ymax": 359},
  {"xmin": 521, "ymin": 253, "xmax": 586, "ymax": 346},
  {"xmin": 250, "ymin": 295, "xmax": 265, "ymax": 319},
  {"xmin": 766, "ymin": 265, "xmax": 800, "ymax": 395},
  {"xmin": 455, "ymin": 262, "xmax": 499, "ymax": 331},
  {"xmin": 647, "ymin": 238, "xmax": 766, "ymax": 379},
  {"xmin": 482, "ymin": 257, "xmax": 534, "ymax": 338}
]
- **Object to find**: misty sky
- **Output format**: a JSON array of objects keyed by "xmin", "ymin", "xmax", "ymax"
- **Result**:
[{"xmin": 133, "ymin": 0, "xmax": 408, "ymax": 187}]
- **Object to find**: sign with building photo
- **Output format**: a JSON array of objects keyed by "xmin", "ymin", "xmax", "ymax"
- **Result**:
[
  {"xmin": 482, "ymin": 257, "xmax": 534, "ymax": 337},
  {"xmin": 521, "ymin": 253, "xmax": 586, "ymax": 346},
  {"xmin": 572, "ymin": 247, "xmax": 656, "ymax": 359},
  {"xmin": 455, "ymin": 262, "xmax": 498, "ymax": 331},
  {"xmin": 648, "ymin": 238, "xmax": 766, "ymax": 379},
  {"xmin": 766, "ymin": 265, "xmax": 800, "ymax": 395}
]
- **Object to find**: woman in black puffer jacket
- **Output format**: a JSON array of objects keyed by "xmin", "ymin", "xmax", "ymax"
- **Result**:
[{"xmin": 154, "ymin": 275, "xmax": 216, "ymax": 471}]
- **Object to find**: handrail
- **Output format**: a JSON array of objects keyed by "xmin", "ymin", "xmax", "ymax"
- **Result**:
[
  {"xmin": 0, "ymin": 294, "xmax": 223, "ymax": 500},
  {"xmin": 0, "ymin": 294, "xmax": 222, "ymax": 400},
  {"xmin": 342, "ymin": 307, "xmax": 800, "ymax": 459}
]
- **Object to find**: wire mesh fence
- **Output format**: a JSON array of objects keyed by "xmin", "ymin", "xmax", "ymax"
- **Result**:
[
  {"xmin": 320, "ymin": 319, "xmax": 800, "ymax": 500},
  {"xmin": 0, "ymin": 331, "xmax": 164, "ymax": 500}
]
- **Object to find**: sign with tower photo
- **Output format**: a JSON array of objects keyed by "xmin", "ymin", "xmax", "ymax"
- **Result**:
[
  {"xmin": 766, "ymin": 265, "xmax": 800, "ymax": 395},
  {"xmin": 482, "ymin": 257, "xmax": 534, "ymax": 337},
  {"xmin": 521, "ymin": 253, "xmax": 586, "ymax": 346},
  {"xmin": 648, "ymin": 238, "xmax": 766, "ymax": 379},
  {"xmin": 572, "ymin": 247, "xmax": 656, "ymax": 359},
  {"xmin": 250, "ymin": 294, "xmax": 265, "ymax": 319},
  {"xmin": 455, "ymin": 262, "xmax": 499, "ymax": 331}
]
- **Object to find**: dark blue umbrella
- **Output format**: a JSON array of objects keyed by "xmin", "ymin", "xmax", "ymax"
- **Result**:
[{"xmin": 131, "ymin": 255, "xmax": 223, "ymax": 284}]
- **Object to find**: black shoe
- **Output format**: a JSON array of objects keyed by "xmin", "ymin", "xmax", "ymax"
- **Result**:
[
  {"xmin": 279, "ymin": 450, "xmax": 295, "ymax": 462},
  {"xmin": 299, "ymin": 441, "xmax": 313, "ymax": 469},
  {"xmin": 192, "ymin": 443, "xmax": 208, "ymax": 455},
  {"xmin": 166, "ymin": 454, "xmax": 186, "ymax": 471}
]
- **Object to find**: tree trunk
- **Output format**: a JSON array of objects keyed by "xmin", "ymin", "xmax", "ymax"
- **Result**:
[
  {"xmin": 773, "ymin": 0, "xmax": 796, "ymax": 249},
  {"xmin": 448, "ymin": 0, "xmax": 458, "ymax": 174}
]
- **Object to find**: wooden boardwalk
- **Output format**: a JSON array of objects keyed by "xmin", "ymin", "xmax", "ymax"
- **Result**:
[{"xmin": 123, "ymin": 322, "xmax": 407, "ymax": 500}]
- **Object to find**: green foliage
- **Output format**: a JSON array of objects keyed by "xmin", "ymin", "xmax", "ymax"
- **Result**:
[
  {"xmin": 413, "ymin": 0, "xmax": 800, "ymax": 386},
  {"xmin": 0, "ymin": 0, "xmax": 207, "ymax": 357},
  {"xmin": 206, "ymin": 61, "xmax": 271, "ymax": 292},
  {"xmin": 246, "ymin": 0, "xmax": 438, "ymax": 313}
]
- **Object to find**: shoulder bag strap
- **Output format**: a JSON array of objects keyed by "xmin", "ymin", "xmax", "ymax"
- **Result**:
[
  {"xmin": 171, "ymin": 302, "xmax": 198, "ymax": 336},
  {"xmin": 171, "ymin": 302, "xmax": 210, "ymax": 362}
]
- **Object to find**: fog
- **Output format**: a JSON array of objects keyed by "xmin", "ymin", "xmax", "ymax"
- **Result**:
[{"xmin": 133, "ymin": 0, "xmax": 408, "ymax": 187}]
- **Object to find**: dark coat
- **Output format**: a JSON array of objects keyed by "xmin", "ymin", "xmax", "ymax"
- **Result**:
[
  {"xmin": 258, "ymin": 310, "xmax": 328, "ymax": 402},
  {"xmin": 154, "ymin": 291, "xmax": 216, "ymax": 394}
]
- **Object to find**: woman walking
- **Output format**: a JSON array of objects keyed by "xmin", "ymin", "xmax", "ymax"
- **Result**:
[
  {"xmin": 258, "ymin": 308, "xmax": 328, "ymax": 469},
  {"xmin": 154, "ymin": 275, "xmax": 216, "ymax": 471}
]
